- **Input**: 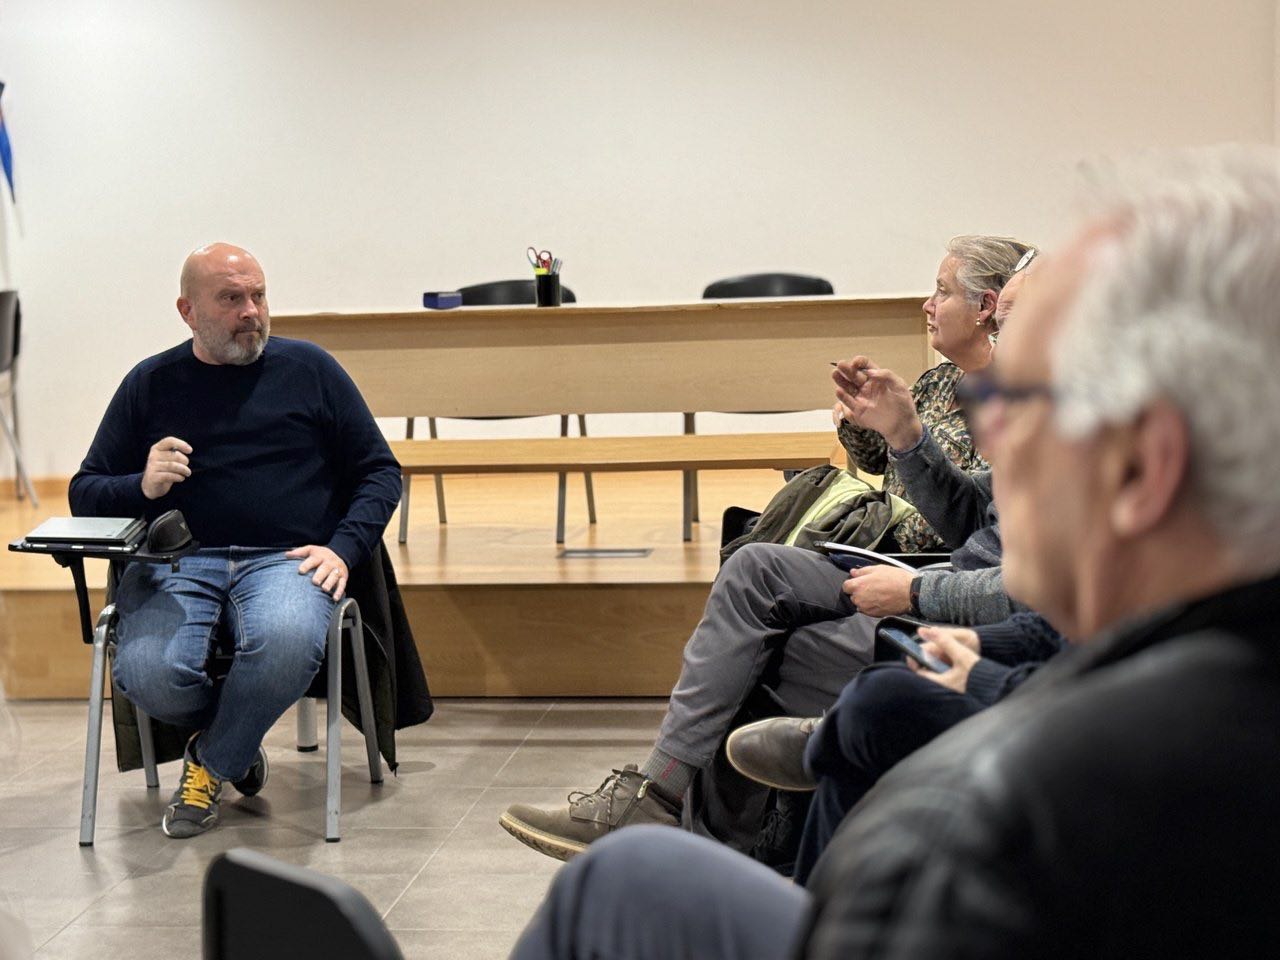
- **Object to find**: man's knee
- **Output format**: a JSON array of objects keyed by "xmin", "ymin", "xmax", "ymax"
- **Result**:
[
  {"xmin": 831, "ymin": 664, "xmax": 927, "ymax": 738},
  {"xmin": 721, "ymin": 542, "xmax": 800, "ymax": 584},
  {"xmin": 231, "ymin": 591, "xmax": 331, "ymax": 682},
  {"xmin": 717, "ymin": 542, "xmax": 775, "ymax": 591},
  {"xmin": 548, "ymin": 827, "xmax": 680, "ymax": 915},
  {"xmin": 243, "ymin": 613, "xmax": 327, "ymax": 676},
  {"xmin": 112, "ymin": 641, "xmax": 212, "ymax": 720},
  {"xmin": 558, "ymin": 827, "xmax": 725, "ymax": 910}
]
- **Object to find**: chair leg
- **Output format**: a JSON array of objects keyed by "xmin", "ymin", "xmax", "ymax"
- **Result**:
[
  {"xmin": 397, "ymin": 474, "xmax": 412, "ymax": 544},
  {"xmin": 577, "ymin": 414, "xmax": 597, "ymax": 524},
  {"xmin": 136, "ymin": 706, "xmax": 159, "ymax": 789},
  {"xmin": 556, "ymin": 471, "xmax": 568, "ymax": 545},
  {"xmin": 10, "ymin": 390, "xmax": 22, "ymax": 502},
  {"xmin": 557, "ymin": 416, "xmax": 570, "ymax": 538},
  {"xmin": 398, "ymin": 418, "xmax": 413, "ymax": 544},
  {"xmin": 325, "ymin": 612, "xmax": 342, "ymax": 843},
  {"xmin": 0, "ymin": 404, "xmax": 38, "ymax": 507},
  {"xmin": 682, "ymin": 473, "xmax": 694, "ymax": 543},
  {"xmin": 342, "ymin": 602, "xmax": 382, "ymax": 784},
  {"xmin": 429, "ymin": 416, "xmax": 447, "ymax": 524},
  {"xmin": 296, "ymin": 698, "xmax": 318, "ymax": 752},
  {"xmin": 80, "ymin": 607, "xmax": 115, "ymax": 847}
]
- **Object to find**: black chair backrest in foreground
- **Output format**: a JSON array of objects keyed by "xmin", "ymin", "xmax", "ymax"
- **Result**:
[
  {"xmin": 0, "ymin": 290, "xmax": 21, "ymax": 374},
  {"xmin": 203, "ymin": 848, "xmax": 404, "ymax": 960},
  {"xmin": 457, "ymin": 279, "xmax": 577, "ymax": 305},
  {"xmin": 702, "ymin": 273, "xmax": 833, "ymax": 299}
]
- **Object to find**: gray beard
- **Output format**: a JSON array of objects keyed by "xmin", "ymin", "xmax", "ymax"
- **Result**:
[{"xmin": 195, "ymin": 324, "xmax": 269, "ymax": 365}]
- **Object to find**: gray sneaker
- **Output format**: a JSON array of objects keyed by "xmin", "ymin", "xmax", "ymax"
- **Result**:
[
  {"xmin": 725, "ymin": 716, "xmax": 820, "ymax": 792},
  {"xmin": 499, "ymin": 764, "xmax": 681, "ymax": 861},
  {"xmin": 161, "ymin": 735, "xmax": 223, "ymax": 839}
]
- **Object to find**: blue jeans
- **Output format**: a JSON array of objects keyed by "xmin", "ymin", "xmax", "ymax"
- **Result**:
[
  {"xmin": 511, "ymin": 827, "xmax": 809, "ymax": 960},
  {"xmin": 112, "ymin": 547, "xmax": 334, "ymax": 781}
]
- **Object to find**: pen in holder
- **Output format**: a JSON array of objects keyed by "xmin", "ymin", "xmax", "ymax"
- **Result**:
[{"xmin": 535, "ymin": 271, "xmax": 562, "ymax": 307}]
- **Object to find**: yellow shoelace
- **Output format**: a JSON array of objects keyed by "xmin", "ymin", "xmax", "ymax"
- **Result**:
[{"xmin": 179, "ymin": 763, "xmax": 220, "ymax": 809}]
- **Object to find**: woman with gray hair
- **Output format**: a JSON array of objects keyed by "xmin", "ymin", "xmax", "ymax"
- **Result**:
[{"xmin": 836, "ymin": 235, "xmax": 1033, "ymax": 552}]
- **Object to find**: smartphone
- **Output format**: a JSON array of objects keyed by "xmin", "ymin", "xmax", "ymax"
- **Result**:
[{"xmin": 878, "ymin": 625, "xmax": 949, "ymax": 673}]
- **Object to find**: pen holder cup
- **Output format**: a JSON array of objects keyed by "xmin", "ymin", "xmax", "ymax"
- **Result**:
[{"xmin": 535, "ymin": 273, "xmax": 562, "ymax": 307}]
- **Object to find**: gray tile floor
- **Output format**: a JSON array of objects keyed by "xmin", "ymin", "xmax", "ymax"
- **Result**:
[{"xmin": 0, "ymin": 697, "xmax": 667, "ymax": 959}]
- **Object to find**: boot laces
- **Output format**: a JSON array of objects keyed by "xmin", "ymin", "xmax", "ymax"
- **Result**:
[{"xmin": 568, "ymin": 768, "xmax": 633, "ymax": 820}]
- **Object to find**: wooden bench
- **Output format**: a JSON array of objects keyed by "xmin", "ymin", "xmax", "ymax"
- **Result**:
[
  {"xmin": 390, "ymin": 431, "xmax": 843, "ymax": 542},
  {"xmin": 272, "ymin": 296, "xmax": 930, "ymax": 543}
]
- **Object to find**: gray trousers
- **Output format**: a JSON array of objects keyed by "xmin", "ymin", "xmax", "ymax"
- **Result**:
[
  {"xmin": 511, "ymin": 826, "xmax": 807, "ymax": 960},
  {"xmin": 656, "ymin": 543, "xmax": 876, "ymax": 850}
]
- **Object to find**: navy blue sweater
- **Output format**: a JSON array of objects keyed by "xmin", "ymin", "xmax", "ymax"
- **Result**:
[
  {"xmin": 965, "ymin": 612, "xmax": 1067, "ymax": 706},
  {"xmin": 69, "ymin": 337, "xmax": 401, "ymax": 571}
]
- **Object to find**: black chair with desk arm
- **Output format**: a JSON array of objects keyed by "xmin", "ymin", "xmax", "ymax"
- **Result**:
[
  {"xmin": 686, "ymin": 273, "xmax": 835, "ymax": 525},
  {"xmin": 400, "ymin": 279, "xmax": 596, "ymax": 545},
  {"xmin": 204, "ymin": 847, "xmax": 404, "ymax": 960}
]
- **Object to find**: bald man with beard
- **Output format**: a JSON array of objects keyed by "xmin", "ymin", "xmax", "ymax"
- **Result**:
[{"xmin": 70, "ymin": 243, "xmax": 401, "ymax": 838}]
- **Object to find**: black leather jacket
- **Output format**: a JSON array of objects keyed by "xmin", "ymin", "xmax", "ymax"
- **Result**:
[{"xmin": 795, "ymin": 573, "xmax": 1280, "ymax": 959}]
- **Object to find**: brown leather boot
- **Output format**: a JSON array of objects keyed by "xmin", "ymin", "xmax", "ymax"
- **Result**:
[{"xmin": 499, "ymin": 764, "xmax": 681, "ymax": 862}]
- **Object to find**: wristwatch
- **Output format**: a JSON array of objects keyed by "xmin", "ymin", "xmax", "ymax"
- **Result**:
[{"xmin": 909, "ymin": 575, "xmax": 924, "ymax": 617}]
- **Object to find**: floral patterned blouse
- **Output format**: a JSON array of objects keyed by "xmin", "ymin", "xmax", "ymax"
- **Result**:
[{"xmin": 836, "ymin": 361, "xmax": 987, "ymax": 552}]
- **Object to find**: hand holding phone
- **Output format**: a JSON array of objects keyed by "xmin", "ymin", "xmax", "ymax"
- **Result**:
[{"xmin": 878, "ymin": 625, "xmax": 949, "ymax": 673}]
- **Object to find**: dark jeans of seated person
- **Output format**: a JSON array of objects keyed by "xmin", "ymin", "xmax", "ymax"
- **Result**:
[{"xmin": 795, "ymin": 663, "xmax": 984, "ymax": 884}]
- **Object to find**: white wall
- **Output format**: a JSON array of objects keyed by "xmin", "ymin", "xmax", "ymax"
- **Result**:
[{"xmin": 0, "ymin": 0, "xmax": 1274, "ymax": 479}]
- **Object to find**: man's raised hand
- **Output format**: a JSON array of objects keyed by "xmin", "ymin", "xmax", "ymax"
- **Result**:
[{"xmin": 141, "ymin": 437, "xmax": 193, "ymax": 500}]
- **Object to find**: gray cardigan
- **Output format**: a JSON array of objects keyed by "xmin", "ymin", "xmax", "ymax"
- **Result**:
[{"xmin": 890, "ymin": 428, "xmax": 1022, "ymax": 625}]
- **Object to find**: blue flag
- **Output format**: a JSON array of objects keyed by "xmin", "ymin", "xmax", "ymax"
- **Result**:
[{"xmin": 0, "ymin": 81, "xmax": 13, "ymax": 204}]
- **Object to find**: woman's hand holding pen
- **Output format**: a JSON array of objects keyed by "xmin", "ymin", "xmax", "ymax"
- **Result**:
[{"xmin": 832, "ymin": 357, "xmax": 922, "ymax": 452}]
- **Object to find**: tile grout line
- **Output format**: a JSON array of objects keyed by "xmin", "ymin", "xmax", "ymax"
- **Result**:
[
  {"xmin": 377, "ymin": 699, "xmax": 559, "ymax": 921},
  {"xmin": 30, "ymin": 865, "xmax": 133, "ymax": 953}
]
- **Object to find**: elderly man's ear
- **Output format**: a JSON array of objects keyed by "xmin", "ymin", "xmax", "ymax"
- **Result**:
[{"xmin": 1109, "ymin": 400, "xmax": 1192, "ymax": 538}]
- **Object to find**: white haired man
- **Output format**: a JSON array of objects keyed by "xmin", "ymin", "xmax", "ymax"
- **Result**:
[{"xmin": 506, "ymin": 146, "xmax": 1280, "ymax": 959}]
